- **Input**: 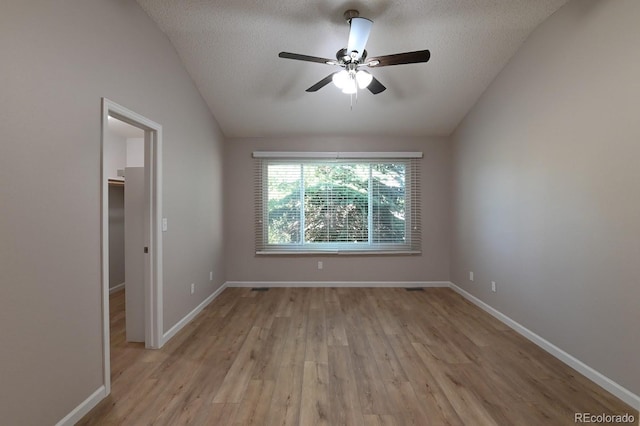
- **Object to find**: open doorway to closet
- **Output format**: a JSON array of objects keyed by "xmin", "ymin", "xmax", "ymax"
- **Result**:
[
  {"xmin": 105, "ymin": 114, "xmax": 143, "ymax": 341},
  {"xmin": 101, "ymin": 98, "xmax": 163, "ymax": 395}
]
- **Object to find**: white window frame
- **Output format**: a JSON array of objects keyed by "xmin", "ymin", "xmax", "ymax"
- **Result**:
[{"xmin": 254, "ymin": 151, "xmax": 422, "ymax": 255}]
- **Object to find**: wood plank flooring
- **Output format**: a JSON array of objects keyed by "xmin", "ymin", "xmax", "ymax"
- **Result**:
[{"xmin": 79, "ymin": 287, "xmax": 637, "ymax": 425}]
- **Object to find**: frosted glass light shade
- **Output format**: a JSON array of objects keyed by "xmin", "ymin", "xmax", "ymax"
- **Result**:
[
  {"xmin": 333, "ymin": 69, "xmax": 369, "ymax": 94},
  {"xmin": 332, "ymin": 70, "xmax": 350, "ymax": 89},
  {"xmin": 342, "ymin": 79, "xmax": 357, "ymax": 94},
  {"xmin": 356, "ymin": 70, "xmax": 373, "ymax": 89}
]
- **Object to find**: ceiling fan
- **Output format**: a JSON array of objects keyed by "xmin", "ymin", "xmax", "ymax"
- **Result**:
[{"xmin": 278, "ymin": 9, "xmax": 430, "ymax": 96}]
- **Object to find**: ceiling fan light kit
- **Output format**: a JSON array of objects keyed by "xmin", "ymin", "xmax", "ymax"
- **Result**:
[
  {"xmin": 278, "ymin": 9, "xmax": 431, "ymax": 106},
  {"xmin": 332, "ymin": 68, "xmax": 373, "ymax": 92}
]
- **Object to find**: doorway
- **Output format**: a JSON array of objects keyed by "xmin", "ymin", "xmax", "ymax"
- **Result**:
[{"xmin": 101, "ymin": 98, "xmax": 163, "ymax": 395}]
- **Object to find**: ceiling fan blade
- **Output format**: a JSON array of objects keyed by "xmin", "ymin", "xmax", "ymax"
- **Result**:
[
  {"xmin": 306, "ymin": 73, "xmax": 336, "ymax": 92},
  {"xmin": 367, "ymin": 76, "xmax": 386, "ymax": 94},
  {"xmin": 347, "ymin": 17, "xmax": 373, "ymax": 59},
  {"xmin": 279, "ymin": 52, "xmax": 334, "ymax": 65},
  {"xmin": 366, "ymin": 50, "xmax": 431, "ymax": 67}
]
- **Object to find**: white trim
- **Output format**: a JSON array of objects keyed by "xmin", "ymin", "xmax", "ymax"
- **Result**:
[
  {"xmin": 225, "ymin": 281, "xmax": 449, "ymax": 288},
  {"xmin": 55, "ymin": 386, "xmax": 106, "ymax": 426},
  {"xmin": 61, "ymin": 281, "xmax": 225, "ymax": 425},
  {"xmin": 109, "ymin": 282, "xmax": 125, "ymax": 294},
  {"xmin": 256, "ymin": 250, "xmax": 421, "ymax": 256},
  {"xmin": 101, "ymin": 98, "xmax": 164, "ymax": 401},
  {"xmin": 226, "ymin": 279, "xmax": 638, "ymax": 409},
  {"xmin": 100, "ymin": 102, "xmax": 112, "ymax": 395},
  {"xmin": 449, "ymin": 282, "xmax": 640, "ymax": 410},
  {"xmin": 252, "ymin": 151, "xmax": 423, "ymax": 159},
  {"xmin": 161, "ymin": 283, "xmax": 228, "ymax": 345},
  {"xmin": 144, "ymin": 116, "xmax": 164, "ymax": 350}
]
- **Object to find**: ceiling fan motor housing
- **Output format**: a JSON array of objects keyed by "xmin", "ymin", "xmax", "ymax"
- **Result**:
[
  {"xmin": 343, "ymin": 9, "xmax": 360, "ymax": 21},
  {"xmin": 337, "ymin": 48, "xmax": 367, "ymax": 64}
]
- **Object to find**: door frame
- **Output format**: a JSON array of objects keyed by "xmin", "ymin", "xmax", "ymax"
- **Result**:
[{"xmin": 101, "ymin": 98, "xmax": 163, "ymax": 394}]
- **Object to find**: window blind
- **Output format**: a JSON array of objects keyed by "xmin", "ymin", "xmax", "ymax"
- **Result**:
[{"xmin": 254, "ymin": 152, "xmax": 421, "ymax": 254}]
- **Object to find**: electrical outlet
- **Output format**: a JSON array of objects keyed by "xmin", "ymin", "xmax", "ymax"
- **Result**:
[
  {"xmin": 190, "ymin": 283, "xmax": 195, "ymax": 294},
  {"xmin": 162, "ymin": 218, "xmax": 168, "ymax": 232},
  {"xmin": 317, "ymin": 261, "xmax": 323, "ymax": 270},
  {"xmin": 469, "ymin": 271, "xmax": 474, "ymax": 281},
  {"xmin": 209, "ymin": 271, "xmax": 213, "ymax": 281},
  {"xmin": 491, "ymin": 281, "xmax": 496, "ymax": 293}
]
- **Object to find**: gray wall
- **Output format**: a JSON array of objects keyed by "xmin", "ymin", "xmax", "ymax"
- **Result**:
[
  {"xmin": 225, "ymin": 136, "xmax": 451, "ymax": 283},
  {"xmin": 0, "ymin": 1, "xmax": 225, "ymax": 424},
  {"xmin": 450, "ymin": 0, "xmax": 640, "ymax": 396}
]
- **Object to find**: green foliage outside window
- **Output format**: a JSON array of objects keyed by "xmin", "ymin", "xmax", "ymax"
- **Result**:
[{"xmin": 266, "ymin": 162, "xmax": 406, "ymax": 246}]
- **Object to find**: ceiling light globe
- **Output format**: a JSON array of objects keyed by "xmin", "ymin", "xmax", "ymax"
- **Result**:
[
  {"xmin": 342, "ymin": 79, "xmax": 357, "ymax": 94},
  {"xmin": 332, "ymin": 70, "xmax": 350, "ymax": 89},
  {"xmin": 356, "ymin": 70, "xmax": 373, "ymax": 89}
]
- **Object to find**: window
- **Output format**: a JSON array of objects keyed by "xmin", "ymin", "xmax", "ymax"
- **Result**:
[{"xmin": 254, "ymin": 152, "xmax": 422, "ymax": 254}]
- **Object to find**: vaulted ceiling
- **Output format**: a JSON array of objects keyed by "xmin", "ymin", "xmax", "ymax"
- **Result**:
[{"xmin": 136, "ymin": 0, "xmax": 569, "ymax": 138}]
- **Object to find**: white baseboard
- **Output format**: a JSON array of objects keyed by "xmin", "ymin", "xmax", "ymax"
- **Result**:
[
  {"xmin": 109, "ymin": 282, "xmax": 125, "ymax": 294},
  {"xmin": 449, "ymin": 282, "xmax": 640, "ymax": 411},
  {"xmin": 161, "ymin": 282, "xmax": 228, "ymax": 346},
  {"xmin": 225, "ymin": 281, "xmax": 450, "ymax": 288},
  {"xmin": 55, "ymin": 386, "xmax": 106, "ymax": 426}
]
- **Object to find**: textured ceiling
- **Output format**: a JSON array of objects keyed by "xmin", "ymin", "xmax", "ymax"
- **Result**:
[{"xmin": 136, "ymin": 0, "xmax": 569, "ymax": 138}]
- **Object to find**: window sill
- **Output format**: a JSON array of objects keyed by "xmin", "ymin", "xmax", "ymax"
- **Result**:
[{"xmin": 255, "ymin": 250, "xmax": 421, "ymax": 256}]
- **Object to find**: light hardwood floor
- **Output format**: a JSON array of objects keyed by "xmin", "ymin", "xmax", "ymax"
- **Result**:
[{"xmin": 79, "ymin": 287, "xmax": 637, "ymax": 425}]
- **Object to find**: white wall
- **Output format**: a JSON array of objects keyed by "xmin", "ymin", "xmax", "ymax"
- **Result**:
[
  {"xmin": 105, "ymin": 131, "xmax": 126, "ymax": 180},
  {"xmin": 126, "ymin": 137, "xmax": 144, "ymax": 167},
  {"xmin": 450, "ymin": 0, "xmax": 640, "ymax": 399},
  {"xmin": 0, "ymin": 1, "xmax": 226, "ymax": 424}
]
